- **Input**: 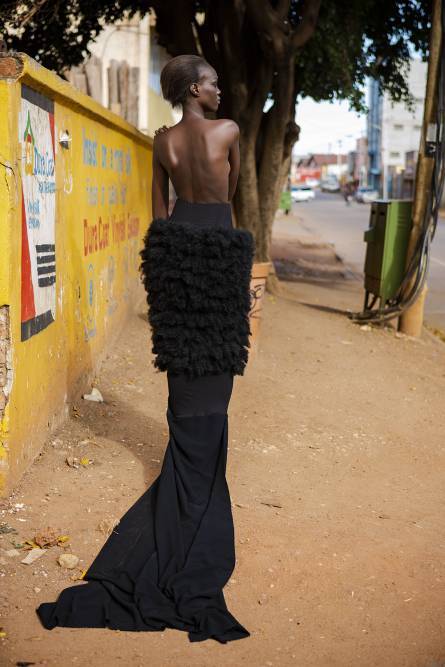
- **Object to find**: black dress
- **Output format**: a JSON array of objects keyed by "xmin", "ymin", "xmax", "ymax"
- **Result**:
[{"xmin": 36, "ymin": 199, "xmax": 255, "ymax": 644}]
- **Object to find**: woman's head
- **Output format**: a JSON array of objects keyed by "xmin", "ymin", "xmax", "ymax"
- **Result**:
[{"xmin": 160, "ymin": 54, "xmax": 221, "ymax": 112}]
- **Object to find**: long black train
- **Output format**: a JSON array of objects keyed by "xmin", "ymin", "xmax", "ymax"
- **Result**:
[{"xmin": 36, "ymin": 198, "xmax": 254, "ymax": 643}]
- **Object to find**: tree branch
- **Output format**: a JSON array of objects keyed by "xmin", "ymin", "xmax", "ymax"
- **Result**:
[
  {"xmin": 291, "ymin": 0, "xmax": 321, "ymax": 50},
  {"xmin": 245, "ymin": 0, "xmax": 291, "ymax": 63},
  {"xmin": 151, "ymin": 0, "xmax": 197, "ymax": 55},
  {"xmin": 215, "ymin": 0, "xmax": 247, "ymax": 120},
  {"xmin": 193, "ymin": 6, "xmax": 219, "ymax": 68}
]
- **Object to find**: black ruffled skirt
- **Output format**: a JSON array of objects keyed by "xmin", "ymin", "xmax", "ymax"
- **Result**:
[
  {"xmin": 139, "ymin": 198, "xmax": 255, "ymax": 379},
  {"xmin": 36, "ymin": 199, "xmax": 254, "ymax": 643}
]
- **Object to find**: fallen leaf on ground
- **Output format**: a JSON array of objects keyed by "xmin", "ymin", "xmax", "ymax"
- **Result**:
[
  {"xmin": 97, "ymin": 518, "xmax": 120, "ymax": 535},
  {"xmin": 66, "ymin": 456, "xmax": 80, "ymax": 468},
  {"xmin": 79, "ymin": 457, "xmax": 93, "ymax": 466},
  {"xmin": 23, "ymin": 539, "xmax": 40, "ymax": 550},
  {"xmin": 31, "ymin": 529, "xmax": 70, "ymax": 549},
  {"xmin": 34, "ymin": 527, "xmax": 59, "ymax": 548},
  {"xmin": 72, "ymin": 405, "xmax": 81, "ymax": 418}
]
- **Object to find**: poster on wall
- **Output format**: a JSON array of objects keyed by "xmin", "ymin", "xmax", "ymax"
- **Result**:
[{"xmin": 19, "ymin": 84, "xmax": 56, "ymax": 341}]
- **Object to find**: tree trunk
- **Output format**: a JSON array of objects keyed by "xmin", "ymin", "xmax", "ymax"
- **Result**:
[
  {"xmin": 151, "ymin": 0, "xmax": 320, "ymax": 289},
  {"xmin": 233, "ymin": 50, "xmax": 298, "ymax": 273}
]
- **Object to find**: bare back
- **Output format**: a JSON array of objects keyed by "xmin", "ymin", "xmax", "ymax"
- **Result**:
[{"xmin": 152, "ymin": 117, "xmax": 240, "ymax": 218}]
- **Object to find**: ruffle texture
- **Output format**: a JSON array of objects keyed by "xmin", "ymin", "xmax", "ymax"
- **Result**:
[{"xmin": 139, "ymin": 218, "xmax": 255, "ymax": 379}]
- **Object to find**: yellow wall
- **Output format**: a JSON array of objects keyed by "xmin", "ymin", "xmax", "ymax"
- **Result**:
[{"xmin": 0, "ymin": 54, "xmax": 152, "ymax": 495}]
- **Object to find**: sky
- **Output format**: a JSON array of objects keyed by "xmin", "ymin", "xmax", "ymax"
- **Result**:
[
  {"xmin": 292, "ymin": 54, "xmax": 426, "ymax": 158},
  {"xmin": 293, "ymin": 97, "xmax": 367, "ymax": 157}
]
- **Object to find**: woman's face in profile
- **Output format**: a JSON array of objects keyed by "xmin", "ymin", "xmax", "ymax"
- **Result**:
[{"xmin": 195, "ymin": 67, "xmax": 221, "ymax": 112}]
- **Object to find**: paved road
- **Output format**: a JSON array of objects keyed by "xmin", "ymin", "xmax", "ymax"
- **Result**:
[{"xmin": 287, "ymin": 192, "xmax": 445, "ymax": 330}]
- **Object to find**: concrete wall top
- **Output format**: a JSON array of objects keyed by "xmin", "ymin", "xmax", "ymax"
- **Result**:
[{"xmin": 0, "ymin": 53, "xmax": 153, "ymax": 148}]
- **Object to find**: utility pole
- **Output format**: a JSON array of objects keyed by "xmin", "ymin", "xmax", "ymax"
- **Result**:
[
  {"xmin": 337, "ymin": 139, "xmax": 342, "ymax": 177},
  {"xmin": 398, "ymin": 0, "xmax": 442, "ymax": 336}
]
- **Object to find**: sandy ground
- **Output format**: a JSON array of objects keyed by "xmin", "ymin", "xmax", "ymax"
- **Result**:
[{"xmin": 1, "ymin": 211, "xmax": 445, "ymax": 667}]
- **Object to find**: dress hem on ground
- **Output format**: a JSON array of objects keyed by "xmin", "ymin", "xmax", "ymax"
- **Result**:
[{"xmin": 36, "ymin": 376, "xmax": 250, "ymax": 644}]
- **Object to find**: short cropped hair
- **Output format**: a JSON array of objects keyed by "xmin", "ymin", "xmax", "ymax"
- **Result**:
[{"xmin": 160, "ymin": 54, "xmax": 212, "ymax": 108}]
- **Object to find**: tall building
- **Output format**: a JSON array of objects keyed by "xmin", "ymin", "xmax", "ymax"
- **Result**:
[
  {"xmin": 367, "ymin": 78, "xmax": 383, "ymax": 190},
  {"xmin": 354, "ymin": 136, "xmax": 369, "ymax": 184},
  {"xmin": 367, "ymin": 58, "xmax": 427, "ymax": 196}
]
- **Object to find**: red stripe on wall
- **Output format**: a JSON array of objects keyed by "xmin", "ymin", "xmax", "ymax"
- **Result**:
[
  {"xmin": 21, "ymin": 193, "xmax": 36, "ymax": 322},
  {"xmin": 48, "ymin": 111, "xmax": 55, "ymax": 158}
]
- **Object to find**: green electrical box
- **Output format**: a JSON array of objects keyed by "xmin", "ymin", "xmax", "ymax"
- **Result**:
[{"xmin": 363, "ymin": 200, "xmax": 413, "ymax": 307}]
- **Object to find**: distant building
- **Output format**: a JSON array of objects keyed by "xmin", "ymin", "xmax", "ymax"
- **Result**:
[
  {"xmin": 354, "ymin": 136, "xmax": 369, "ymax": 185},
  {"xmin": 293, "ymin": 153, "xmax": 348, "ymax": 183},
  {"xmin": 347, "ymin": 151, "xmax": 357, "ymax": 179},
  {"xmin": 367, "ymin": 58, "xmax": 427, "ymax": 196},
  {"xmin": 346, "ymin": 137, "xmax": 369, "ymax": 185},
  {"xmin": 67, "ymin": 12, "xmax": 177, "ymax": 138},
  {"xmin": 367, "ymin": 78, "xmax": 383, "ymax": 190}
]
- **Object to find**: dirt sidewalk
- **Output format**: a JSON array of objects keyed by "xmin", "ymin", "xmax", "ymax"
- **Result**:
[{"xmin": 1, "ymin": 214, "xmax": 445, "ymax": 667}]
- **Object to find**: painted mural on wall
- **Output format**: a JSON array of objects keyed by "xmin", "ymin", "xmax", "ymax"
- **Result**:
[
  {"xmin": 19, "ymin": 85, "xmax": 56, "ymax": 341},
  {"xmin": 79, "ymin": 124, "xmax": 142, "ymax": 341}
]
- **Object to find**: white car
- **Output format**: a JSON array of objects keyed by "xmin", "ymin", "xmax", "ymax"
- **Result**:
[
  {"xmin": 291, "ymin": 185, "xmax": 315, "ymax": 202},
  {"xmin": 355, "ymin": 187, "xmax": 380, "ymax": 203},
  {"xmin": 320, "ymin": 178, "xmax": 340, "ymax": 192},
  {"xmin": 362, "ymin": 189, "xmax": 380, "ymax": 203}
]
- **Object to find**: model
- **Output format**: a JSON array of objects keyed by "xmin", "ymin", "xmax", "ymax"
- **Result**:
[{"xmin": 36, "ymin": 54, "xmax": 255, "ymax": 644}]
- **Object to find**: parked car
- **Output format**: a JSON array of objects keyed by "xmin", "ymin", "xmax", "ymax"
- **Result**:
[
  {"xmin": 291, "ymin": 185, "xmax": 315, "ymax": 202},
  {"xmin": 355, "ymin": 187, "xmax": 379, "ymax": 203},
  {"xmin": 320, "ymin": 178, "xmax": 340, "ymax": 193}
]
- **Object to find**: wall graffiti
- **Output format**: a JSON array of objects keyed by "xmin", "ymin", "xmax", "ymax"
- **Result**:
[
  {"xmin": 79, "ymin": 126, "xmax": 141, "ymax": 336},
  {"xmin": 249, "ymin": 282, "xmax": 266, "ymax": 319},
  {"xmin": 83, "ymin": 214, "xmax": 140, "ymax": 257},
  {"xmin": 84, "ymin": 263, "xmax": 97, "ymax": 341},
  {"xmin": 106, "ymin": 255, "xmax": 118, "ymax": 317},
  {"xmin": 19, "ymin": 85, "xmax": 56, "ymax": 341}
]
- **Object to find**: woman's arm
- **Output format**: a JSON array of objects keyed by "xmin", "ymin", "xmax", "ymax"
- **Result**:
[
  {"xmin": 228, "ymin": 122, "xmax": 240, "ymax": 201},
  {"xmin": 152, "ymin": 135, "xmax": 169, "ymax": 219}
]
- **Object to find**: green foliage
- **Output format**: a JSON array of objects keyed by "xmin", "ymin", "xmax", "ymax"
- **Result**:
[
  {"xmin": 0, "ymin": 0, "xmax": 432, "ymax": 109},
  {"xmin": 0, "ymin": 1, "xmax": 144, "ymax": 73},
  {"xmin": 294, "ymin": 0, "xmax": 431, "ymax": 111}
]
